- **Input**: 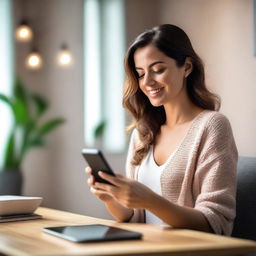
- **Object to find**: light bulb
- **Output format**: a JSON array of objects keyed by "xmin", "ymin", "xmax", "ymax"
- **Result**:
[
  {"xmin": 25, "ymin": 52, "xmax": 43, "ymax": 69},
  {"xmin": 16, "ymin": 24, "xmax": 33, "ymax": 42},
  {"xmin": 57, "ymin": 47, "xmax": 73, "ymax": 67}
]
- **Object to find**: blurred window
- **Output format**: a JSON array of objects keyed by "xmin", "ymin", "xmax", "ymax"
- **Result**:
[
  {"xmin": 84, "ymin": 0, "xmax": 125, "ymax": 152},
  {"xmin": 0, "ymin": 0, "xmax": 14, "ymax": 168}
]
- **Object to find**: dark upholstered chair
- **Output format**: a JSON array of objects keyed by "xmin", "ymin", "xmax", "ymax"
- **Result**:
[{"xmin": 232, "ymin": 156, "xmax": 256, "ymax": 241}]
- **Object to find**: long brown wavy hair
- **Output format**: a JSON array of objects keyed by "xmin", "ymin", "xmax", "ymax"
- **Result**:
[{"xmin": 123, "ymin": 24, "xmax": 220, "ymax": 166}]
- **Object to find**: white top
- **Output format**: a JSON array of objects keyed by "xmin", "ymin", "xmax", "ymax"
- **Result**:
[{"xmin": 138, "ymin": 146, "xmax": 176, "ymax": 225}]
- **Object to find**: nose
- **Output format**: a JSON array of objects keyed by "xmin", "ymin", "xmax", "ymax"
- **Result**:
[{"xmin": 141, "ymin": 72, "xmax": 155, "ymax": 87}]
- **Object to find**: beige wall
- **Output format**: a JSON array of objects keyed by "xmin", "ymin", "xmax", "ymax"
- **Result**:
[
  {"xmin": 14, "ymin": 0, "xmax": 156, "ymax": 219},
  {"xmin": 14, "ymin": 0, "xmax": 162, "ymax": 219},
  {"xmin": 157, "ymin": 0, "xmax": 256, "ymax": 157},
  {"xmin": 14, "ymin": 0, "xmax": 114, "ymax": 218},
  {"xmin": 14, "ymin": 0, "xmax": 256, "ymax": 220}
]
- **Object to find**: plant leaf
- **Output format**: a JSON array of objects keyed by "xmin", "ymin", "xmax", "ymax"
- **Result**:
[
  {"xmin": 18, "ymin": 120, "xmax": 36, "ymax": 159},
  {"xmin": 23, "ymin": 137, "xmax": 45, "ymax": 151},
  {"xmin": 94, "ymin": 120, "xmax": 106, "ymax": 138},
  {"xmin": 1, "ymin": 76, "xmax": 66, "ymax": 169},
  {"xmin": 13, "ymin": 98, "xmax": 29, "ymax": 125},
  {"xmin": 31, "ymin": 94, "xmax": 48, "ymax": 118},
  {"xmin": 28, "ymin": 137, "xmax": 45, "ymax": 147},
  {"xmin": 3, "ymin": 131, "xmax": 17, "ymax": 169},
  {"xmin": 0, "ymin": 94, "xmax": 15, "ymax": 114},
  {"xmin": 11, "ymin": 78, "xmax": 30, "ymax": 125},
  {"xmin": 35, "ymin": 118, "xmax": 65, "ymax": 138},
  {"xmin": 14, "ymin": 77, "xmax": 27, "ymax": 102}
]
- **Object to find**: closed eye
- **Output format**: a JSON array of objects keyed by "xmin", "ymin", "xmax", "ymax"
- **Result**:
[
  {"xmin": 153, "ymin": 68, "xmax": 165, "ymax": 74},
  {"xmin": 136, "ymin": 72, "xmax": 144, "ymax": 79},
  {"xmin": 135, "ymin": 67, "xmax": 165, "ymax": 79}
]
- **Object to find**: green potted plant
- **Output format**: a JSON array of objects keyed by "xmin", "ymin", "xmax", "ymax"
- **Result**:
[{"xmin": 0, "ymin": 78, "xmax": 65, "ymax": 195}]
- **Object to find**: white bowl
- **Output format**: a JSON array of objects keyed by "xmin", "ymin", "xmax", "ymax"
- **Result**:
[{"xmin": 0, "ymin": 195, "xmax": 43, "ymax": 216}]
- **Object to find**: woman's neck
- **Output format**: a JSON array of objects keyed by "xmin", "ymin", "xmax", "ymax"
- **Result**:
[{"xmin": 163, "ymin": 90, "xmax": 203, "ymax": 128}]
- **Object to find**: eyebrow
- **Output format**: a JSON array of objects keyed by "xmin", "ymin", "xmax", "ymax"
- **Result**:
[{"xmin": 135, "ymin": 61, "xmax": 164, "ymax": 70}]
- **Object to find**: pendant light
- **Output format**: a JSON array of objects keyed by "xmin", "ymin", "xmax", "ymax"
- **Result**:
[
  {"xmin": 15, "ymin": 19, "xmax": 33, "ymax": 42},
  {"xmin": 57, "ymin": 43, "xmax": 73, "ymax": 67},
  {"xmin": 25, "ymin": 48, "xmax": 43, "ymax": 70}
]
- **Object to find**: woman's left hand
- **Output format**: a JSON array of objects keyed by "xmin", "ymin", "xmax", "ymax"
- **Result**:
[{"xmin": 92, "ymin": 172, "xmax": 155, "ymax": 209}]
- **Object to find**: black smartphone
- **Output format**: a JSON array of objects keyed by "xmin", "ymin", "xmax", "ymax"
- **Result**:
[
  {"xmin": 43, "ymin": 224, "xmax": 142, "ymax": 243},
  {"xmin": 82, "ymin": 148, "xmax": 115, "ymax": 184}
]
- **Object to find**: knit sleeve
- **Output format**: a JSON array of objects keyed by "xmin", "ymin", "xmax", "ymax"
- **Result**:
[
  {"xmin": 194, "ymin": 113, "xmax": 238, "ymax": 235},
  {"xmin": 125, "ymin": 129, "xmax": 145, "ymax": 223}
]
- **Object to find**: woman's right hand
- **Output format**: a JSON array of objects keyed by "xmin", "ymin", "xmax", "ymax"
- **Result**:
[
  {"xmin": 85, "ymin": 167, "xmax": 134, "ymax": 222},
  {"xmin": 85, "ymin": 167, "xmax": 114, "ymax": 203}
]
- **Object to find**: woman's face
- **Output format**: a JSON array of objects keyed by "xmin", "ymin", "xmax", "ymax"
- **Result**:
[{"xmin": 134, "ymin": 44, "xmax": 191, "ymax": 107}]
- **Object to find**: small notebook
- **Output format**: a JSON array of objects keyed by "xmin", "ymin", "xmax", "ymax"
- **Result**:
[{"xmin": 0, "ymin": 213, "xmax": 42, "ymax": 223}]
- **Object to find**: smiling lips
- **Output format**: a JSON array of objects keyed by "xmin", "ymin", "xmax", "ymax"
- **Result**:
[{"xmin": 148, "ymin": 87, "xmax": 163, "ymax": 97}]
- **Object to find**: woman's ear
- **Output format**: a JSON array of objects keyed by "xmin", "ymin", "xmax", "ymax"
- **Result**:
[{"xmin": 184, "ymin": 57, "xmax": 193, "ymax": 78}]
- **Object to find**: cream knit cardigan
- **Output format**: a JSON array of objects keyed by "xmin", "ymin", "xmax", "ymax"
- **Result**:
[{"xmin": 125, "ymin": 110, "xmax": 238, "ymax": 236}]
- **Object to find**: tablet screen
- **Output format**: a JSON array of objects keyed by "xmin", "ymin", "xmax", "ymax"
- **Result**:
[{"xmin": 43, "ymin": 224, "xmax": 142, "ymax": 242}]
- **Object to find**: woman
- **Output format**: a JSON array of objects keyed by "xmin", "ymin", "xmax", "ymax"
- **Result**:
[{"xmin": 86, "ymin": 24, "xmax": 238, "ymax": 236}]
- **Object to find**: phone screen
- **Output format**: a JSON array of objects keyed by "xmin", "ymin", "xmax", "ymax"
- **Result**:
[
  {"xmin": 82, "ymin": 149, "xmax": 115, "ymax": 184},
  {"xmin": 43, "ymin": 224, "xmax": 142, "ymax": 243}
]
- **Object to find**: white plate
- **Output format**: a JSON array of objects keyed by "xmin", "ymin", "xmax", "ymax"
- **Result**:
[{"xmin": 0, "ymin": 196, "xmax": 43, "ymax": 216}]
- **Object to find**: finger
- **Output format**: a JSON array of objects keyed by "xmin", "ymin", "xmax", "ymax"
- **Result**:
[
  {"xmin": 85, "ymin": 167, "xmax": 96, "ymax": 185},
  {"xmin": 99, "ymin": 171, "xmax": 125, "ymax": 186},
  {"xmin": 85, "ymin": 167, "xmax": 92, "ymax": 174},
  {"xmin": 91, "ymin": 175, "xmax": 95, "ymax": 184},
  {"xmin": 90, "ymin": 186, "xmax": 97, "ymax": 194},
  {"xmin": 90, "ymin": 186, "xmax": 112, "ymax": 198},
  {"xmin": 115, "ymin": 173, "xmax": 125, "ymax": 179},
  {"xmin": 90, "ymin": 186, "xmax": 106, "ymax": 194},
  {"xmin": 94, "ymin": 182, "xmax": 114, "ymax": 192},
  {"xmin": 87, "ymin": 176, "xmax": 95, "ymax": 186}
]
